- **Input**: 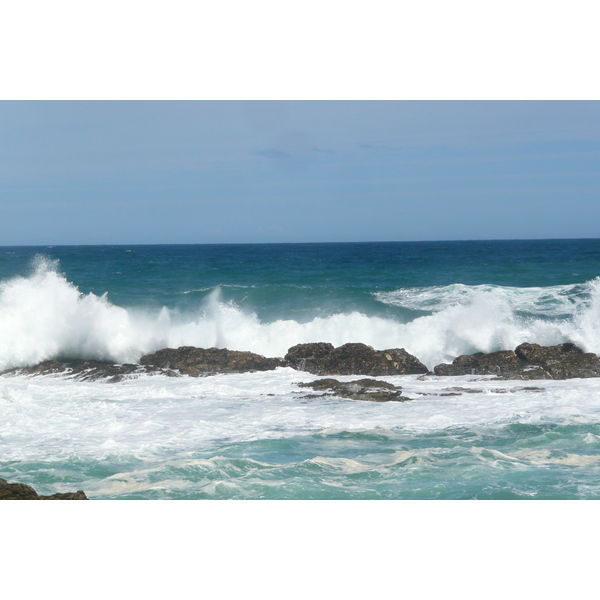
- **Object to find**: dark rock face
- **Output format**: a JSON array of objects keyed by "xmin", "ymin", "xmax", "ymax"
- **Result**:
[
  {"xmin": 285, "ymin": 342, "xmax": 335, "ymax": 372},
  {"xmin": 285, "ymin": 342, "xmax": 428, "ymax": 376},
  {"xmin": 0, "ymin": 478, "xmax": 88, "ymax": 500},
  {"xmin": 433, "ymin": 350, "xmax": 537, "ymax": 378},
  {"xmin": 0, "ymin": 360, "xmax": 175, "ymax": 382},
  {"xmin": 140, "ymin": 346, "xmax": 286, "ymax": 376},
  {"xmin": 297, "ymin": 378, "xmax": 407, "ymax": 402},
  {"xmin": 515, "ymin": 342, "xmax": 600, "ymax": 379},
  {"xmin": 434, "ymin": 343, "xmax": 600, "ymax": 380}
]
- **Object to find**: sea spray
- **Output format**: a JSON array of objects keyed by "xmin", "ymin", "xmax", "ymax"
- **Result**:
[{"xmin": 1, "ymin": 253, "xmax": 600, "ymax": 371}]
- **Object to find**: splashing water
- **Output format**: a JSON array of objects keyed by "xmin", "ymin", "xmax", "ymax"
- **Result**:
[{"xmin": 1, "ymin": 253, "xmax": 600, "ymax": 370}]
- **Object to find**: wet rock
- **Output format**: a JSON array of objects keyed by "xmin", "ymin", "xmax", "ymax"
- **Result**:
[
  {"xmin": 297, "ymin": 378, "xmax": 407, "ymax": 402},
  {"xmin": 0, "ymin": 478, "xmax": 88, "ymax": 500},
  {"xmin": 140, "ymin": 346, "xmax": 286, "ymax": 376},
  {"xmin": 433, "ymin": 343, "xmax": 600, "ymax": 380},
  {"xmin": 514, "ymin": 342, "xmax": 600, "ymax": 379},
  {"xmin": 285, "ymin": 342, "xmax": 428, "ymax": 376},
  {"xmin": 284, "ymin": 342, "xmax": 335, "ymax": 372},
  {"xmin": 433, "ymin": 350, "xmax": 545, "ymax": 379},
  {"xmin": 0, "ymin": 360, "xmax": 174, "ymax": 382}
]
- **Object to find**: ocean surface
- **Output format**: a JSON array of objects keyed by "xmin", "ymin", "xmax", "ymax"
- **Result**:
[{"xmin": 2, "ymin": 239, "xmax": 600, "ymax": 499}]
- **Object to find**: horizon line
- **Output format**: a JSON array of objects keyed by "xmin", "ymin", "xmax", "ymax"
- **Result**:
[{"xmin": 1, "ymin": 236, "xmax": 600, "ymax": 248}]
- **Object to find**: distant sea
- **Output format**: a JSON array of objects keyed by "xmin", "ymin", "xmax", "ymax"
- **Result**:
[{"xmin": 2, "ymin": 239, "xmax": 600, "ymax": 499}]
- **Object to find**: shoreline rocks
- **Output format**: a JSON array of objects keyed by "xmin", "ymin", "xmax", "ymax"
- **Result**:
[
  {"xmin": 285, "ymin": 342, "xmax": 429, "ymax": 376},
  {"xmin": 140, "ymin": 346, "xmax": 287, "ymax": 376},
  {"xmin": 0, "ymin": 478, "xmax": 88, "ymax": 500},
  {"xmin": 433, "ymin": 342, "xmax": 600, "ymax": 380},
  {"xmin": 2, "ymin": 342, "xmax": 600, "ymax": 382}
]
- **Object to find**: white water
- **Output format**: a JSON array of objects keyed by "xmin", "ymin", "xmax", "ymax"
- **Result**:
[
  {"xmin": 3, "ymin": 368, "xmax": 600, "ymax": 469},
  {"xmin": 2, "ymin": 258, "xmax": 600, "ymax": 371}
]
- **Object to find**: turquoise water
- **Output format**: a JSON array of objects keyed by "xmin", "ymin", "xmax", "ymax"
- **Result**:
[{"xmin": 2, "ymin": 239, "xmax": 600, "ymax": 499}]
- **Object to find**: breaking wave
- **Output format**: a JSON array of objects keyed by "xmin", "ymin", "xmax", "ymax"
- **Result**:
[{"xmin": 1, "ymin": 256, "xmax": 600, "ymax": 370}]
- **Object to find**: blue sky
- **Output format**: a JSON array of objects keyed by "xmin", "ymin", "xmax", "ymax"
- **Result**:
[{"xmin": 1, "ymin": 100, "xmax": 600, "ymax": 245}]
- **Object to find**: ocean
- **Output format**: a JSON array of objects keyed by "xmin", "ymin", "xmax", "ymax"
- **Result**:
[{"xmin": 2, "ymin": 239, "xmax": 600, "ymax": 499}]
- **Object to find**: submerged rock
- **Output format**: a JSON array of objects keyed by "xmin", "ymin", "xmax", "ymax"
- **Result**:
[
  {"xmin": 433, "ymin": 343, "xmax": 600, "ymax": 380},
  {"xmin": 140, "ymin": 346, "xmax": 286, "ymax": 376},
  {"xmin": 297, "ymin": 378, "xmax": 407, "ymax": 402},
  {"xmin": 0, "ymin": 478, "xmax": 88, "ymax": 500},
  {"xmin": 0, "ymin": 359, "xmax": 175, "ymax": 382},
  {"xmin": 285, "ymin": 342, "xmax": 428, "ymax": 376}
]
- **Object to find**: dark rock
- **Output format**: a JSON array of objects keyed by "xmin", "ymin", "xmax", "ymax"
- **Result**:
[
  {"xmin": 285, "ymin": 342, "xmax": 335, "ymax": 372},
  {"xmin": 285, "ymin": 342, "xmax": 428, "ymax": 376},
  {"xmin": 434, "ymin": 343, "xmax": 600, "ymax": 380},
  {"xmin": 0, "ymin": 478, "xmax": 88, "ymax": 500},
  {"xmin": 0, "ymin": 359, "xmax": 175, "ymax": 382},
  {"xmin": 297, "ymin": 378, "xmax": 408, "ymax": 402},
  {"xmin": 514, "ymin": 342, "xmax": 600, "ymax": 379},
  {"xmin": 140, "ymin": 346, "xmax": 286, "ymax": 376},
  {"xmin": 433, "ymin": 350, "xmax": 544, "ymax": 378}
]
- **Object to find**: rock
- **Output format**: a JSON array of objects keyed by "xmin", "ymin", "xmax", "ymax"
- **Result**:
[
  {"xmin": 433, "ymin": 350, "xmax": 546, "ymax": 379},
  {"xmin": 140, "ymin": 346, "xmax": 286, "ymax": 376},
  {"xmin": 285, "ymin": 342, "xmax": 428, "ymax": 376},
  {"xmin": 0, "ymin": 478, "xmax": 88, "ymax": 500},
  {"xmin": 297, "ymin": 378, "xmax": 407, "ymax": 402},
  {"xmin": 284, "ymin": 342, "xmax": 335, "ymax": 372},
  {"xmin": 433, "ymin": 343, "xmax": 600, "ymax": 380},
  {"xmin": 514, "ymin": 342, "xmax": 600, "ymax": 379},
  {"xmin": 0, "ymin": 359, "xmax": 174, "ymax": 382}
]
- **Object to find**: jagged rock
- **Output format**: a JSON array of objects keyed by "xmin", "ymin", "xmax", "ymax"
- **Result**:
[
  {"xmin": 433, "ymin": 350, "xmax": 547, "ymax": 378},
  {"xmin": 285, "ymin": 342, "xmax": 335, "ymax": 372},
  {"xmin": 433, "ymin": 343, "xmax": 600, "ymax": 380},
  {"xmin": 140, "ymin": 346, "xmax": 286, "ymax": 376},
  {"xmin": 0, "ymin": 360, "xmax": 175, "ymax": 382},
  {"xmin": 0, "ymin": 478, "xmax": 88, "ymax": 500},
  {"xmin": 515, "ymin": 342, "xmax": 600, "ymax": 379},
  {"xmin": 297, "ymin": 378, "xmax": 407, "ymax": 402},
  {"xmin": 285, "ymin": 342, "xmax": 428, "ymax": 376}
]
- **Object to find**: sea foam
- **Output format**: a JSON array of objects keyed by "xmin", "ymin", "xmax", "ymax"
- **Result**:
[{"xmin": 1, "ymin": 256, "xmax": 600, "ymax": 370}]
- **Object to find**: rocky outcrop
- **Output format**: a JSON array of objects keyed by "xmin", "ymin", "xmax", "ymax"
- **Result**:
[
  {"xmin": 434, "ymin": 343, "xmax": 600, "ymax": 380},
  {"xmin": 0, "ymin": 478, "xmax": 88, "ymax": 500},
  {"xmin": 433, "ymin": 350, "xmax": 537, "ymax": 378},
  {"xmin": 285, "ymin": 342, "xmax": 429, "ymax": 376},
  {"xmin": 514, "ymin": 342, "xmax": 600, "ymax": 379},
  {"xmin": 297, "ymin": 378, "xmax": 407, "ymax": 402},
  {"xmin": 140, "ymin": 346, "xmax": 286, "ymax": 376},
  {"xmin": 0, "ymin": 360, "xmax": 176, "ymax": 382}
]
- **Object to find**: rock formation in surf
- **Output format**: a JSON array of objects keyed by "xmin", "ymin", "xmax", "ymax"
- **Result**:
[
  {"xmin": 140, "ymin": 346, "xmax": 286, "ymax": 376},
  {"xmin": 434, "ymin": 342, "xmax": 600, "ymax": 380},
  {"xmin": 0, "ymin": 359, "xmax": 177, "ymax": 382},
  {"xmin": 285, "ymin": 342, "xmax": 429, "ymax": 376},
  {"xmin": 0, "ymin": 478, "xmax": 88, "ymax": 500},
  {"xmin": 297, "ymin": 378, "xmax": 407, "ymax": 402}
]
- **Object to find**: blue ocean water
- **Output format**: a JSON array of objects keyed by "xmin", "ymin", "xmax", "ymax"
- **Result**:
[{"xmin": 2, "ymin": 239, "xmax": 600, "ymax": 499}]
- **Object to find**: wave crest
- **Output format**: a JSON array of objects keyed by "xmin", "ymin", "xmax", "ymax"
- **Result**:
[{"xmin": 1, "ymin": 258, "xmax": 600, "ymax": 370}]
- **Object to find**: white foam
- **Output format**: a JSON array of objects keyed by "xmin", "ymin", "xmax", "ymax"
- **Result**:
[
  {"xmin": 4, "ymin": 369, "xmax": 600, "ymax": 468},
  {"xmin": 375, "ymin": 282, "xmax": 587, "ymax": 317}
]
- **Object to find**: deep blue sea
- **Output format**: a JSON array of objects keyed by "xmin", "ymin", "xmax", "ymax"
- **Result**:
[{"xmin": 2, "ymin": 239, "xmax": 600, "ymax": 499}]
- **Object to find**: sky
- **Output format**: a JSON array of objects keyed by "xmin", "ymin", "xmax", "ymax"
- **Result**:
[{"xmin": 2, "ymin": 100, "xmax": 600, "ymax": 245}]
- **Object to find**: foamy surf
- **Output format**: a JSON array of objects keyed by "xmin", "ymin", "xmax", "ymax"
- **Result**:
[{"xmin": 2, "ymin": 256, "xmax": 600, "ymax": 370}]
